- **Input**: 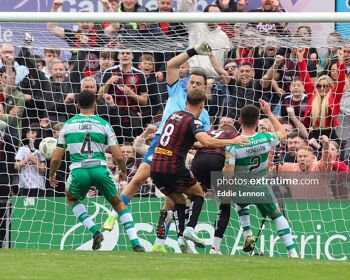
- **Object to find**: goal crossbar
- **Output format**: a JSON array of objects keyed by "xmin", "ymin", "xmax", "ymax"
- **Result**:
[{"xmin": 0, "ymin": 12, "xmax": 349, "ymax": 23}]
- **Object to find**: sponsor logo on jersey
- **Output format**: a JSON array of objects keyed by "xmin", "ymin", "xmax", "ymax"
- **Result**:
[{"xmin": 155, "ymin": 147, "xmax": 173, "ymax": 156}]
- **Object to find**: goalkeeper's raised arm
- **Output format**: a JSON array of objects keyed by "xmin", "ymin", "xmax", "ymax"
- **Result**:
[{"xmin": 166, "ymin": 42, "xmax": 212, "ymax": 86}]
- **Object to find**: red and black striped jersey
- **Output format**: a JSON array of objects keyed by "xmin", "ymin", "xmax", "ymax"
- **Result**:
[
  {"xmin": 197, "ymin": 129, "xmax": 237, "ymax": 157},
  {"xmin": 151, "ymin": 111, "xmax": 205, "ymax": 173}
]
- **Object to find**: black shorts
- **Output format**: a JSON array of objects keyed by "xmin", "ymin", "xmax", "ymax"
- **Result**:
[
  {"xmin": 191, "ymin": 152, "xmax": 225, "ymax": 192},
  {"xmin": 151, "ymin": 169, "xmax": 197, "ymax": 196}
]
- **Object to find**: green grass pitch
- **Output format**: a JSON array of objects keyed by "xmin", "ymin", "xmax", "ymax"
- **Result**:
[{"xmin": 1, "ymin": 249, "xmax": 350, "ymax": 280}]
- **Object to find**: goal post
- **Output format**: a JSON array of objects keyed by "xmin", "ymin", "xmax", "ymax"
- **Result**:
[{"xmin": 0, "ymin": 12, "xmax": 349, "ymax": 260}]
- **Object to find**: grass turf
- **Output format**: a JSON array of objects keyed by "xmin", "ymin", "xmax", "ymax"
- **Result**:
[{"xmin": 1, "ymin": 249, "xmax": 350, "ymax": 280}]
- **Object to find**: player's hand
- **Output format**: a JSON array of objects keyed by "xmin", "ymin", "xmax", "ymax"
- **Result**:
[
  {"xmin": 194, "ymin": 42, "xmax": 212, "ymax": 56},
  {"xmin": 259, "ymin": 99, "xmax": 272, "ymax": 115},
  {"xmin": 231, "ymin": 135, "xmax": 249, "ymax": 145},
  {"xmin": 49, "ymin": 173, "xmax": 58, "ymax": 188}
]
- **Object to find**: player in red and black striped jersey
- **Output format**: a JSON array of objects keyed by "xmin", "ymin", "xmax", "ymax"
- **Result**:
[
  {"xmin": 191, "ymin": 124, "xmax": 237, "ymax": 192},
  {"xmin": 151, "ymin": 110, "xmax": 205, "ymax": 174},
  {"xmin": 150, "ymin": 88, "xmax": 249, "ymax": 252}
]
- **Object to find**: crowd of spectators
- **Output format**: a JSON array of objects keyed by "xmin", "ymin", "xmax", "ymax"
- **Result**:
[{"xmin": 0, "ymin": 0, "xmax": 350, "ymax": 205}]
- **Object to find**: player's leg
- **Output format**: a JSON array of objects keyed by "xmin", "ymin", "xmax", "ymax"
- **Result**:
[
  {"xmin": 93, "ymin": 166, "xmax": 144, "ymax": 252},
  {"xmin": 235, "ymin": 204, "xmax": 255, "ymax": 253},
  {"xmin": 183, "ymin": 182, "xmax": 205, "ymax": 248},
  {"xmin": 167, "ymin": 192, "xmax": 190, "ymax": 253},
  {"xmin": 259, "ymin": 204, "xmax": 298, "ymax": 258},
  {"xmin": 153, "ymin": 196, "xmax": 174, "ymax": 253},
  {"xmin": 66, "ymin": 169, "xmax": 103, "ymax": 251},
  {"xmin": 210, "ymin": 203, "xmax": 231, "ymax": 254}
]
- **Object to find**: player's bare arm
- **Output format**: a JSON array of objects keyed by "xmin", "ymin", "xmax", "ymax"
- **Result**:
[
  {"xmin": 166, "ymin": 42, "xmax": 212, "ymax": 85},
  {"xmin": 259, "ymin": 99, "xmax": 286, "ymax": 142},
  {"xmin": 195, "ymin": 132, "xmax": 249, "ymax": 148},
  {"xmin": 49, "ymin": 147, "xmax": 65, "ymax": 188}
]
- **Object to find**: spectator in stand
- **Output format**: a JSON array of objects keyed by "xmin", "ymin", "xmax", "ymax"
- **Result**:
[
  {"xmin": 210, "ymin": 54, "xmax": 271, "ymax": 125},
  {"xmin": 178, "ymin": 61, "xmax": 190, "ymax": 92},
  {"xmin": 117, "ymin": 0, "xmax": 148, "ymax": 31},
  {"xmin": 283, "ymin": 132, "xmax": 307, "ymax": 163},
  {"xmin": 320, "ymin": 32, "xmax": 344, "ymax": 71},
  {"xmin": 342, "ymin": 46, "xmax": 350, "ymax": 74},
  {"xmin": 0, "ymin": 66, "xmax": 25, "ymax": 141},
  {"xmin": 0, "ymin": 44, "xmax": 28, "ymax": 85},
  {"xmin": 296, "ymin": 25, "xmax": 318, "ymax": 78},
  {"xmin": 17, "ymin": 41, "xmax": 51, "ymax": 133},
  {"xmin": 179, "ymin": 1, "xmax": 230, "ymax": 77},
  {"xmin": 100, "ymin": 50, "xmax": 148, "ymax": 142},
  {"xmin": 297, "ymin": 48, "xmax": 346, "ymax": 140},
  {"xmin": 137, "ymin": 54, "xmax": 164, "ymax": 127},
  {"xmin": 216, "ymin": 0, "xmax": 247, "ymax": 12},
  {"xmin": 93, "ymin": 50, "xmax": 116, "ymax": 86},
  {"xmin": 337, "ymin": 86, "xmax": 350, "ymax": 163},
  {"xmin": 249, "ymin": 0, "xmax": 289, "ymax": 36},
  {"xmin": 48, "ymin": 0, "xmax": 106, "ymax": 77},
  {"xmin": 228, "ymin": 27, "xmax": 262, "ymax": 69},
  {"xmin": 280, "ymin": 79, "xmax": 308, "ymax": 122},
  {"xmin": 278, "ymin": 137, "xmax": 334, "ymax": 199},
  {"xmin": 149, "ymin": 0, "xmax": 188, "ymax": 39},
  {"xmin": 120, "ymin": 143, "xmax": 139, "ymax": 181},
  {"xmin": 328, "ymin": 141, "xmax": 350, "ymax": 199},
  {"xmin": 101, "ymin": 0, "xmax": 120, "ymax": 36},
  {"xmin": 41, "ymin": 46, "xmax": 61, "ymax": 80},
  {"xmin": 14, "ymin": 125, "xmax": 46, "ymax": 197},
  {"xmin": 44, "ymin": 59, "xmax": 80, "ymax": 123},
  {"xmin": 224, "ymin": 60, "xmax": 239, "ymax": 80}
]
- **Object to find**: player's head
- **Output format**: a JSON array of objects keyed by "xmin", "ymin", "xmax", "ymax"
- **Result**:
[
  {"xmin": 239, "ymin": 105, "xmax": 260, "ymax": 129},
  {"xmin": 186, "ymin": 88, "xmax": 206, "ymax": 114},
  {"xmin": 296, "ymin": 146, "xmax": 315, "ymax": 171},
  {"xmin": 77, "ymin": 90, "xmax": 96, "ymax": 110},
  {"xmin": 187, "ymin": 69, "xmax": 207, "ymax": 92},
  {"xmin": 219, "ymin": 117, "xmax": 236, "ymax": 132},
  {"xmin": 258, "ymin": 118, "xmax": 273, "ymax": 132}
]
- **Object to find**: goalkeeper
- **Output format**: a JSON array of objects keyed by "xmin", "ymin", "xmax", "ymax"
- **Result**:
[
  {"xmin": 49, "ymin": 90, "xmax": 144, "ymax": 252},
  {"xmin": 102, "ymin": 42, "xmax": 213, "ymax": 245}
]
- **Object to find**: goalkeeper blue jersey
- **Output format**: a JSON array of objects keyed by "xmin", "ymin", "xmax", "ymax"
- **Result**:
[{"xmin": 156, "ymin": 80, "xmax": 210, "ymax": 135}]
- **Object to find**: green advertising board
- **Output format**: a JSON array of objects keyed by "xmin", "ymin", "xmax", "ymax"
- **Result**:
[{"xmin": 10, "ymin": 197, "xmax": 350, "ymax": 260}]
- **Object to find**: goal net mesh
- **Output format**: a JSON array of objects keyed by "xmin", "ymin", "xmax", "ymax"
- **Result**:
[{"xmin": 0, "ymin": 20, "xmax": 349, "ymax": 260}]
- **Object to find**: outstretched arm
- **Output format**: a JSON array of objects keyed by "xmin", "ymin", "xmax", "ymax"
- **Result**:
[{"xmin": 166, "ymin": 42, "xmax": 212, "ymax": 86}]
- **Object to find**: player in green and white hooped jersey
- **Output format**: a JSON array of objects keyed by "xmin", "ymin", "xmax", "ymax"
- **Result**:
[
  {"xmin": 49, "ymin": 90, "xmax": 144, "ymax": 252},
  {"xmin": 223, "ymin": 100, "xmax": 298, "ymax": 258}
]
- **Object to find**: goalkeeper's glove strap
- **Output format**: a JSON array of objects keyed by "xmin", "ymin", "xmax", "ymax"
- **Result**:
[{"xmin": 186, "ymin": 48, "xmax": 198, "ymax": 58}]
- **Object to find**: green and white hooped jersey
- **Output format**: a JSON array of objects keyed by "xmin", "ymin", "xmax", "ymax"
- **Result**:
[
  {"xmin": 225, "ymin": 132, "xmax": 280, "ymax": 173},
  {"xmin": 58, "ymin": 115, "xmax": 118, "ymax": 170}
]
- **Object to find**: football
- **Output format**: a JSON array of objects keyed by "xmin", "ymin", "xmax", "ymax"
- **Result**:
[{"xmin": 39, "ymin": 137, "xmax": 57, "ymax": 160}]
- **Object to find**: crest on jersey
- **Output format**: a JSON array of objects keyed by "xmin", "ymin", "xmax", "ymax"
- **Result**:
[{"xmin": 194, "ymin": 119, "xmax": 203, "ymax": 129}]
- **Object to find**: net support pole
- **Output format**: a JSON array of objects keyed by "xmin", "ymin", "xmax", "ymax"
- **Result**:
[{"xmin": 0, "ymin": 12, "xmax": 349, "ymax": 23}]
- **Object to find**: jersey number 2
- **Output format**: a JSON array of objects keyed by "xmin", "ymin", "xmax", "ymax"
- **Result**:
[
  {"xmin": 249, "ymin": 155, "xmax": 261, "ymax": 172},
  {"xmin": 81, "ymin": 133, "xmax": 92, "ymax": 156}
]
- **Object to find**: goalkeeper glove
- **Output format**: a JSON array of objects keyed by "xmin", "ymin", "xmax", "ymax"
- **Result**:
[{"xmin": 186, "ymin": 42, "xmax": 212, "ymax": 57}]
